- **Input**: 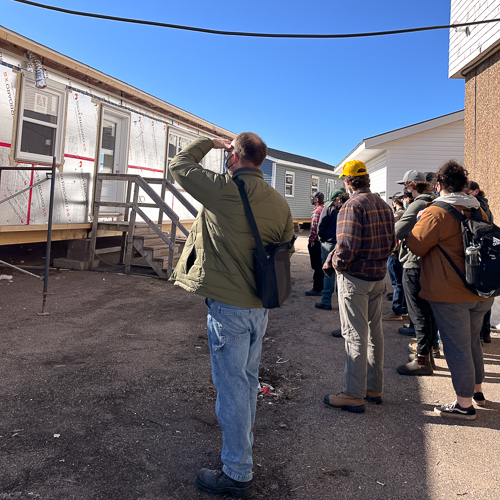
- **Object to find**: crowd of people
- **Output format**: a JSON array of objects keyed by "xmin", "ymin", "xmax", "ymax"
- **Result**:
[
  {"xmin": 313, "ymin": 161, "xmax": 495, "ymax": 420},
  {"xmin": 168, "ymin": 132, "xmax": 495, "ymax": 498}
]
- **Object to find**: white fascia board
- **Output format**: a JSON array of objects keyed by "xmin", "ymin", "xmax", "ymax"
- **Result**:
[
  {"xmin": 364, "ymin": 111, "xmax": 465, "ymax": 148},
  {"xmin": 266, "ymin": 156, "xmax": 336, "ymax": 175},
  {"xmin": 334, "ymin": 143, "xmax": 385, "ymax": 174}
]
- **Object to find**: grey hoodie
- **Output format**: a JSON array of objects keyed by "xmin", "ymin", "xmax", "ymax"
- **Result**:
[{"xmin": 395, "ymin": 192, "xmax": 437, "ymax": 268}]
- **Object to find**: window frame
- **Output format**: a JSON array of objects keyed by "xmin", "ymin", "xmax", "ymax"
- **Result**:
[
  {"xmin": 15, "ymin": 72, "xmax": 68, "ymax": 166},
  {"xmin": 311, "ymin": 175, "xmax": 319, "ymax": 196},
  {"xmin": 285, "ymin": 171, "xmax": 295, "ymax": 197}
]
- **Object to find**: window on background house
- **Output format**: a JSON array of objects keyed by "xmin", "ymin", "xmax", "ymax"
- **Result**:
[
  {"xmin": 326, "ymin": 179, "xmax": 335, "ymax": 199},
  {"xmin": 285, "ymin": 171, "xmax": 295, "ymax": 197},
  {"xmin": 311, "ymin": 176, "xmax": 319, "ymax": 195},
  {"xmin": 15, "ymin": 73, "xmax": 67, "ymax": 165}
]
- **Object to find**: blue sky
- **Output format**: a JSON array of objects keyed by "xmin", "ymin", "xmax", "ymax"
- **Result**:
[{"xmin": 1, "ymin": 0, "xmax": 463, "ymax": 166}]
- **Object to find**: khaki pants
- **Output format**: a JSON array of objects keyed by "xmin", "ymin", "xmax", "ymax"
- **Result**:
[{"xmin": 337, "ymin": 272, "xmax": 385, "ymax": 398}]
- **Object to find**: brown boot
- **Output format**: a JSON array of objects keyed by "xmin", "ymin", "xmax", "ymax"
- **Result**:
[
  {"xmin": 397, "ymin": 355, "xmax": 433, "ymax": 376},
  {"xmin": 365, "ymin": 390, "xmax": 383, "ymax": 405},
  {"xmin": 409, "ymin": 352, "xmax": 437, "ymax": 369},
  {"xmin": 324, "ymin": 392, "xmax": 365, "ymax": 413}
]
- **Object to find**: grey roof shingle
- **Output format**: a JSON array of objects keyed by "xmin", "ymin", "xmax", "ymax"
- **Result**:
[{"xmin": 267, "ymin": 148, "xmax": 336, "ymax": 172}]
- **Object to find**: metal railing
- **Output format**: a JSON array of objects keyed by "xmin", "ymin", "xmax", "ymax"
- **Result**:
[
  {"xmin": 89, "ymin": 174, "xmax": 197, "ymax": 277},
  {"xmin": 0, "ymin": 158, "xmax": 57, "ymax": 315}
]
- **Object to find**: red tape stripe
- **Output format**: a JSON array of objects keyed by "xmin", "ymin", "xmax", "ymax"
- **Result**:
[
  {"xmin": 128, "ymin": 165, "xmax": 164, "ymax": 174},
  {"xmin": 64, "ymin": 154, "xmax": 95, "ymax": 162},
  {"xmin": 0, "ymin": 142, "xmax": 11, "ymax": 148}
]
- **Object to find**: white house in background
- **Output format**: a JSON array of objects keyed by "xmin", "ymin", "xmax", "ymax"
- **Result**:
[{"xmin": 334, "ymin": 111, "xmax": 464, "ymax": 202}]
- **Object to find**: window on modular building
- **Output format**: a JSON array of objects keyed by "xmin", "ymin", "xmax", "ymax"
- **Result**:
[
  {"xmin": 311, "ymin": 176, "xmax": 319, "ymax": 195},
  {"xmin": 285, "ymin": 172, "xmax": 295, "ymax": 197},
  {"xmin": 326, "ymin": 179, "xmax": 335, "ymax": 199},
  {"xmin": 15, "ymin": 74, "xmax": 67, "ymax": 165}
]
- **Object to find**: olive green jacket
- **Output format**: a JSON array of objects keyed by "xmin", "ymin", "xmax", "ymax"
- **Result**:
[{"xmin": 169, "ymin": 137, "xmax": 295, "ymax": 308}]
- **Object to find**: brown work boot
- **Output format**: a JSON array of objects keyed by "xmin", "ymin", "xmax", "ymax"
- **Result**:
[
  {"xmin": 365, "ymin": 390, "xmax": 383, "ymax": 405},
  {"xmin": 409, "ymin": 352, "xmax": 437, "ymax": 369},
  {"xmin": 382, "ymin": 310, "xmax": 403, "ymax": 321},
  {"xmin": 323, "ymin": 392, "xmax": 365, "ymax": 413},
  {"xmin": 397, "ymin": 354, "xmax": 433, "ymax": 376}
]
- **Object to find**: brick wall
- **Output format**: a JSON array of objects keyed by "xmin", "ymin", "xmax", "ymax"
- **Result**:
[{"xmin": 464, "ymin": 49, "xmax": 500, "ymax": 221}]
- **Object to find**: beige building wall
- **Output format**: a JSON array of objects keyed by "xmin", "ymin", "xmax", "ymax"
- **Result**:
[{"xmin": 464, "ymin": 49, "xmax": 500, "ymax": 220}]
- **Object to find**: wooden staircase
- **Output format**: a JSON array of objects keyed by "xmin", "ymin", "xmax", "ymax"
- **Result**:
[
  {"xmin": 89, "ymin": 174, "xmax": 197, "ymax": 279},
  {"xmin": 132, "ymin": 224, "xmax": 186, "ymax": 279}
]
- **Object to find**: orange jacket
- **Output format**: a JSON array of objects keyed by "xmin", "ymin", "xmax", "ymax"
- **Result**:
[{"xmin": 407, "ymin": 203, "xmax": 492, "ymax": 303}]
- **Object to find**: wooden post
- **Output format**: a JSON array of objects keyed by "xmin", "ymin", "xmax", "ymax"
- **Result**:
[
  {"xmin": 124, "ymin": 180, "xmax": 139, "ymax": 274},
  {"xmin": 120, "ymin": 179, "xmax": 133, "ymax": 264},
  {"xmin": 88, "ymin": 176, "xmax": 103, "ymax": 270},
  {"xmin": 167, "ymin": 222, "xmax": 177, "ymax": 277}
]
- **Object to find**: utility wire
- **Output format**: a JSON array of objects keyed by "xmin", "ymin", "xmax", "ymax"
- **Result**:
[{"xmin": 12, "ymin": 0, "xmax": 500, "ymax": 39}]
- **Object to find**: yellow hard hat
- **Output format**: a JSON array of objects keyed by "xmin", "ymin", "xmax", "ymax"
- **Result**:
[{"xmin": 339, "ymin": 160, "xmax": 367, "ymax": 178}]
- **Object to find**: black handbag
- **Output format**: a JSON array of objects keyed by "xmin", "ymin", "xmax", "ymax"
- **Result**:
[{"xmin": 233, "ymin": 178, "xmax": 296, "ymax": 309}]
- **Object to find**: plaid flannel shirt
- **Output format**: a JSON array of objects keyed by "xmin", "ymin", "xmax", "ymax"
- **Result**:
[
  {"xmin": 309, "ymin": 204, "xmax": 324, "ymax": 243},
  {"xmin": 333, "ymin": 189, "xmax": 395, "ymax": 280}
]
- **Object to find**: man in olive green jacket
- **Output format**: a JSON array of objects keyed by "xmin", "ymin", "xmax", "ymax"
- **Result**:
[{"xmin": 169, "ymin": 133, "xmax": 294, "ymax": 498}]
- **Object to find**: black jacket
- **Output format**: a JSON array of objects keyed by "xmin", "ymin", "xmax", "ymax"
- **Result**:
[{"xmin": 318, "ymin": 205, "xmax": 339, "ymax": 244}]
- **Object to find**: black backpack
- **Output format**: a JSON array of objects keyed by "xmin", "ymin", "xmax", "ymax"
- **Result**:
[{"xmin": 433, "ymin": 201, "xmax": 500, "ymax": 299}]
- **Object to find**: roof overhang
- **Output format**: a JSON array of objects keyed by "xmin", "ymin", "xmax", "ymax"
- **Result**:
[
  {"xmin": 0, "ymin": 25, "xmax": 235, "ymax": 139},
  {"xmin": 334, "ymin": 110, "xmax": 464, "ymax": 174},
  {"xmin": 267, "ymin": 156, "xmax": 337, "ymax": 175}
]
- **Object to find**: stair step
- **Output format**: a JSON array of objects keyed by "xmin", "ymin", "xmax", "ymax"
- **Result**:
[
  {"xmin": 133, "ymin": 224, "xmax": 163, "ymax": 235},
  {"xmin": 143, "ymin": 243, "xmax": 182, "ymax": 258},
  {"xmin": 154, "ymin": 255, "xmax": 181, "ymax": 270}
]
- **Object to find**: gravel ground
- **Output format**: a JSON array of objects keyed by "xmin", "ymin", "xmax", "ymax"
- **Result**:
[{"xmin": 1, "ymin": 234, "xmax": 499, "ymax": 499}]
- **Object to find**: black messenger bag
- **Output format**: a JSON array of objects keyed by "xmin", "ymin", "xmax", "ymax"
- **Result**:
[{"xmin": 233, "ymin": 178, "xmax": 296, "ymax": 309}]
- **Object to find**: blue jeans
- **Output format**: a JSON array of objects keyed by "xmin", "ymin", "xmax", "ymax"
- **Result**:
[
  {"xmin": 321, "ymin": 242, "xmax": 336, "ymax": 305},
  {"xmin": 387, "ymin": 254, "xmax": 407, "ymax": 315},
  {"xmin": 205, "ymin": 298, "xmax": 269, "ymax": 482}
]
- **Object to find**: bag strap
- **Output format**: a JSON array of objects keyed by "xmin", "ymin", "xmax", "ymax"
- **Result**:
[
  {"xmin": 233, "ymin": 178, "xmax": 268, "ymax": 261},
  {"xmin": 437, "ymin": 245, "xmax": 470, "ymax": 288},
  {"xmin": 432, "ymin": 200, "xmax": 466, "ymax": 222}
]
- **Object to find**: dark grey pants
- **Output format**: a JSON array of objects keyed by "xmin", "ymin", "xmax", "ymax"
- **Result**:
[
  {"xmin": 403, "ymin": 268, "xmax": 438, "ymax": 356},
  {"xmin": 430, "ymin": 300, "xmax": 493, "ymax": 398}
]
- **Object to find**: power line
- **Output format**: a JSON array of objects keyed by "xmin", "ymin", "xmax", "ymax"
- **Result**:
[{"xmin": 12, "ymin": 0, "xmax": 500, "ymax": 39}]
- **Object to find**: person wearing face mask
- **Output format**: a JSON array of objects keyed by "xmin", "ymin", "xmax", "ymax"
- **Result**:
[
  {"xmin": 467, "ymin": 180, "xmax": 494, "ymax": 344},
  {"xmin": 315, "ymin": 189, "xmax": 346, "ymax": 310},
  {"xmin": 384, "ymin": 193, "xmax": 408, "ymax": 322},
  {"xmin": 394, "ymin": 170, "xmax": 438, "ymax": 376},
  {"xmin": 305, "ymin": 192, "xmax": 325, "ymax": 296},
  {"xmin": 169, "ymin": 133, "xmax": 294, "ymax": 497},
  {"xmin": 407, "ymin": 161, "xmax": 493, "ymax": 420}
]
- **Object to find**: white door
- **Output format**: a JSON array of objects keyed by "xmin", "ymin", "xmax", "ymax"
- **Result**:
[{"xmin": 98, "ymin": 108, "xmax": 130, "ymax": 214}]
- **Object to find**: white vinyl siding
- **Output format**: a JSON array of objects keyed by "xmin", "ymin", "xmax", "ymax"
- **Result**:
[
  {"xmin": 449, "ymin": 0, "xmax": 500, "ymax": 78},
  {"xmin": 366, "ymin": 152, "xmax": 387, "ymax": 202},
  {"xmin": 385, "ymin": 120, "xmax": 464, "ymax": 197}
]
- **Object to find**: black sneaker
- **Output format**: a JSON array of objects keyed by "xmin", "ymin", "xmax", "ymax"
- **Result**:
[
  {"xmin": 196, "ymin": 469, "xmax": 254, "ymax": 498},
  {"xmin": 315, "ymin": 302, "xmax": 332, "ymax": 310},
  {"xmin": 434, "ymin": 401, "xmax": 476, "ymax": 420},
  {"xmin": 398, "ymin": 326, "xmax": 416, "ymax": 336},
  {"xmin": 305, "ymin": 289, "xmax": 322, "ymax": 296},
  {"xmin": 473, "ymin": 392, "xmax": 486, "ymax": 407}
]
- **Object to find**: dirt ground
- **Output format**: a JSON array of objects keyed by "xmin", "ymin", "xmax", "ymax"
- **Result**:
[{"xmin": 1, "ymin": 234, "xmax": 500, "ymax": 500}]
